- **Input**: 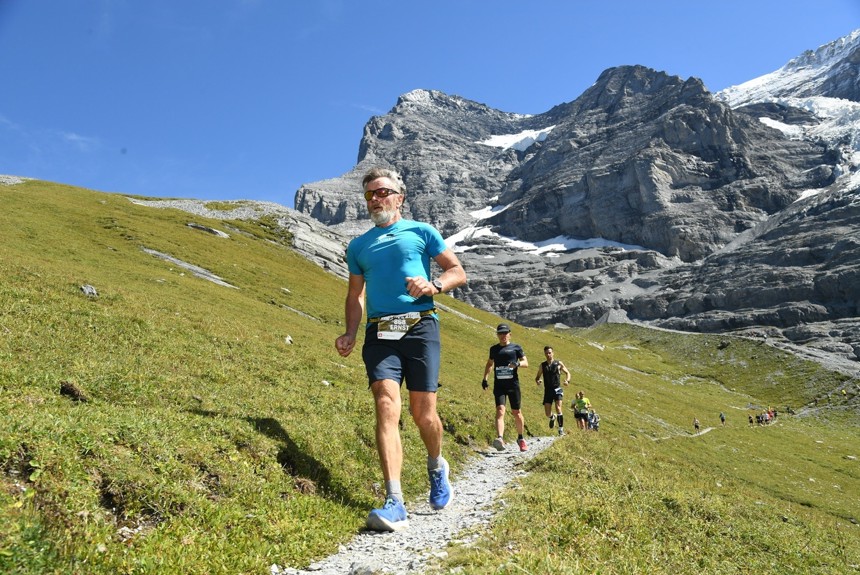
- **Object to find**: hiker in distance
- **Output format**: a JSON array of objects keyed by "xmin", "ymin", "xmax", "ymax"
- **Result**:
[
  {"xmin": 572, "ymin": 390, "xmax": 592, "ymax": 430},
  {"xmin": 535, "ymin": 345, "xmax": 571, "ymax": 435},
  {"xmin": 482, "ymin": 323, "xmax": 529, "ymax": 452},
  {"xmin": 334, "ymin": 166, "xmax": 467, "ymax": 532}
]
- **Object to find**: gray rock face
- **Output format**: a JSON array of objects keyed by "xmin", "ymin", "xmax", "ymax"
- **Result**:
[
  {"xmin": 482, "ymin": 66, "xmax": 833, "ymax": 262},
  {"xmin": 291, "ymin": 30, "xmax": 860, "ymax": 366},
  {"xmin": 295, "ymin": 89, "xmax": 536, "ymax": 238},
  {"xmin": 627, "ymin": 183, "xmax": 860, "ymax": 357}
]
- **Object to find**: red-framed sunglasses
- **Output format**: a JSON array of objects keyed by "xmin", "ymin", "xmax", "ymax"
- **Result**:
[{"xmin": 364, "ymin": 187, "xmax": 400, "ymax": 201}]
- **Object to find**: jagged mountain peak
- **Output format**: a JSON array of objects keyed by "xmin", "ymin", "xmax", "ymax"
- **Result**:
[
  {"xmin": 396, "ymin": 89, "xmax": 494, "ymax": 110},
  {"xmin": 394, "ymin": 88, "xmax": 472, "ymax": 112},
  {"xmin": 590, "ymin": 65, "xmax": 696, "ymax": 95},
  {"xmin": 391, "ymin": 88, "xmax": 529, "ymax": 122},
  {"xmin": 718, "ymin": 28, "xmax": 860, "ymax": 106},
  {"xmin": 785, "ymin": 28, "xmax": 860, "ymax": 73}
]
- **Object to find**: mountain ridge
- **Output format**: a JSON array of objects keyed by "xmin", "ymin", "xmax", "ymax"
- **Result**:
[
  {"xmin": 292, "ymin": 29, "xmax": 860, "ymax": 367},
  {"xmin": 719, "ymin": 28, "xmax": 860, "ymax": 105}
]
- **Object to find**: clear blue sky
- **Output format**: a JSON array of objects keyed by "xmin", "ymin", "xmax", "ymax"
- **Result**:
[{"xmin": 1, "ymin": 1, "xmax": 858, "ymax": 207}]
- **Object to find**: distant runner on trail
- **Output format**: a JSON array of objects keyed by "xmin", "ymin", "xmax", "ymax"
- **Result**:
[
  {"xmin": 483, "ymin": 323, "xmax": 529, "ymax": 452},
  {"xmin": 535, "ymin": 346, "xmax": 571, "ymax": 436},
  {"xmin": 572, "ymin": 391, "xmax": 592, "ymax": 430}
]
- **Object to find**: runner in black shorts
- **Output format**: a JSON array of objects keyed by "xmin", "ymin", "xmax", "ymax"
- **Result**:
[
  {"xmin": 535, "ymin": 346, "xmax": 571, "ymax": 435},
  {"xmin": 482, "ymin": 323, "xmax": 529, "ymax": 452}
]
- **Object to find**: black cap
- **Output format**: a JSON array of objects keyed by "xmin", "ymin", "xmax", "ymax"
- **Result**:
[{"xmin": 496, "ymin": 323, "xmax": 511, "ymax": 334}]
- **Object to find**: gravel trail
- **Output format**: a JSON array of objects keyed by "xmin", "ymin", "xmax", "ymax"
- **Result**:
[{"xmin": 276, "ymin": 435, "xmax": 559, "ymax": 575}]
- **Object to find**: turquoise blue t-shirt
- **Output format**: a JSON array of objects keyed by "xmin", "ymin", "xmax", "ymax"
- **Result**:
[{"xmin": 346, "ymin": 219, "xmax": 447, "ymax": 319}]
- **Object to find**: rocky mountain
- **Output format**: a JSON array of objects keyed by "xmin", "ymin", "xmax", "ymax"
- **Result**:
[{"xmin": 293, "ymin": 29, "xmax": 860, "ymax": 368}]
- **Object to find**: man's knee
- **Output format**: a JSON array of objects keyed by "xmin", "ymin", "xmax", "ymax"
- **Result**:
[
  {"xmin": 375, "ymin": 393, "xmax": 398, "ymax": 410},
  {"xmin": 372, "ymin": 381, "xmax": 401, "ymax": 414},
  {"xmin": 411, "ymin": 408, "xmax": 439, "ymax": 430}
]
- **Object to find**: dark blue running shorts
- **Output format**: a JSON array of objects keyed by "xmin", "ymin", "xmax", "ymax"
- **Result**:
[
  {"xmin": 362, "ymin": 316, "xmax": 441, "ymax": 392},
  {"xmin": 494, "ymin": 381, "xmax": 522, "ymax": 410},
  {"xmin": 543, "ymin": 387, "xmax": 564, "ymax": 405}
]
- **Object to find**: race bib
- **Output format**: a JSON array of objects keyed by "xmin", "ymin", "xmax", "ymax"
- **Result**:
[
  {"xmin": 377, "ymin": 312, "xmax": 422, "ymax": 340},
  {"xmin": 495, "ymin": 365, "xmax": 514, "ymax": 380}
]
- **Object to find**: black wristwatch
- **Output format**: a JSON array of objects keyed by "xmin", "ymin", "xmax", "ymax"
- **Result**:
[{"xmin": 432, "ymin": 279, "xmax": 444, "ymax": 294}]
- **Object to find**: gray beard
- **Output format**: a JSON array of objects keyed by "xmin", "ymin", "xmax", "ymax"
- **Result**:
[{"xmin": 370, "ymin": 208, "xmax": 396, "ymax": 226}]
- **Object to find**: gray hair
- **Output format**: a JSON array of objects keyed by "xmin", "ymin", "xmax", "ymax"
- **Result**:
[{"xmin": 361, "ymin": 167, "xmax": 406, "ymax": 195}]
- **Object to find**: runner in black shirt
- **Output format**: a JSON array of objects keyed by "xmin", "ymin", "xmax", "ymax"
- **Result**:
[
  {"xmin": 482, "ymin": 323, "xmax": 529, "ymax": 451},
  {"xmin": 535, "ymin": 346, "xmax": 571, "ymax": 435}
]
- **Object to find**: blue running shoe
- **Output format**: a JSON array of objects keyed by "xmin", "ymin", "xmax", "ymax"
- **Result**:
[
  {"xmin": 428, "ymin": 458, "xmax": 452, "ymax": 510},
  {"xmin": 366, "ymin": 497, "xmax": 408, "ymax": 532}
]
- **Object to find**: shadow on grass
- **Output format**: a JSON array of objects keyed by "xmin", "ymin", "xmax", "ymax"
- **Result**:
[{"xmin": 187, "ymin": 409, "xmax": 366, "ymax": 510}]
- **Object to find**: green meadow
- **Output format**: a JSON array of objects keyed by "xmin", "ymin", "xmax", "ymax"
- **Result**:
[{"xmin": 1, "ymin": 180, "xmax": 857, "ymax": 574}]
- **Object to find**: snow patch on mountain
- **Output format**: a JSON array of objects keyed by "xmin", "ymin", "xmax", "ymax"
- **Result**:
[
  {"xmin": 477, "ymin": 126, "xmax": 555, "ymax": 152},
  {"xmin": 445, "ymin": 224, "xmax": 645, "ymax": 256}
]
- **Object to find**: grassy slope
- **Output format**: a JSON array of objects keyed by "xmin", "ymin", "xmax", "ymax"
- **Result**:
[
  {"xmin": 437, "ymin": 325, "xmax": 859, "ymax": 574},
  {"xmin": 0, "ymin": 180, "xmax": 857, "ymax": 574}
]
